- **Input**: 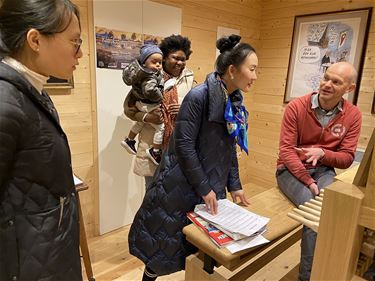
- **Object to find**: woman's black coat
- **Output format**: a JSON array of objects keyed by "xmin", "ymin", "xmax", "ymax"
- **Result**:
[
  {"xmin": 0, "ymin": 62, "xmax": 82, "ymax": 281},
  {"xmin": 129, "ymin": 72, "xmax": 243, "ymax": 276}
]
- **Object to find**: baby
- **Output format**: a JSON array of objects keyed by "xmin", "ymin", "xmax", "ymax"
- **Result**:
[{"xmin": 121, "ymin": 44, "xmax": 164, "ymax": 165}]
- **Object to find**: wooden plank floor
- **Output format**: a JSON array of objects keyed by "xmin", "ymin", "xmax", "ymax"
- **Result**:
[{"xmin": 83, "ymin": 183, "xmax": 300, "ymax": 280}]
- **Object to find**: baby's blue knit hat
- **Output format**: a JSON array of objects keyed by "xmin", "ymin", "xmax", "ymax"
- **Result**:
[{"xmin": 140, "ymin": 44, "xmax": 163, "ymax": 64}]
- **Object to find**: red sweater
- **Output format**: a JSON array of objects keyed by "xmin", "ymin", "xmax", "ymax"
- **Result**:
[{"xmin": 277, "ymin": 93, "xmax": 362, "ymax": 186}]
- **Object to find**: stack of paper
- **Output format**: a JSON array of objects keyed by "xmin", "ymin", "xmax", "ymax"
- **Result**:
[
  {"xmin": 187, "ymin": 212, "xmax": 234, "ymax": 247},
  {"xmin": 193, "ymin": 199, "xmax": 270, "ymax": 253}
]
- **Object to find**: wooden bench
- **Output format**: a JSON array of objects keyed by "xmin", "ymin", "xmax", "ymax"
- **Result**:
[
  {"xmin": 183, "ymin": 185, "xmax": 301, "ymax": 281},
  {"xmin": 183, "ymin": 133, "xmax": 374, "ymax": 281}
]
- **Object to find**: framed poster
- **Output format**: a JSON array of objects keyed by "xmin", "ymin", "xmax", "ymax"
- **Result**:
[
  {"xmin": 284, "ymin": 8, "xmax": 372, "ymax": 104},
  {"xmin": 95, "ymin": 26, "xmax": 163, "ymax": 70},
  {"xmin": 44, "ymin": 76, "xmax": 74, "ymax": 89}
]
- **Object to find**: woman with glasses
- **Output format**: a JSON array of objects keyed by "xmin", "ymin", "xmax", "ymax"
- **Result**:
[{"xmin": 0, "ymin": 1, "xmax": 83, "ymax": 280}]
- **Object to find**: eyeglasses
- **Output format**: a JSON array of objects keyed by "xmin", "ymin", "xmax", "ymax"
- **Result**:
[{"xmin": 70, "ymin": 38, "xmax": 82, "ymax": 55}]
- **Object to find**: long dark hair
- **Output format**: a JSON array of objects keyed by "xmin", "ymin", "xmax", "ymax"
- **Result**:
[
  {"xmin": 215, "ymin": 34, "xmax": 256, "ymax": 76},
  {"xmin": 0, "ymin": 0, "xmax": 80, "ymax": 56}
]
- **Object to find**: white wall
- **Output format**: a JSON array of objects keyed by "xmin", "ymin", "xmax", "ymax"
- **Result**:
[{"xmin": 93, "ymin": 0, "xmax": 181, "ymax": 234}]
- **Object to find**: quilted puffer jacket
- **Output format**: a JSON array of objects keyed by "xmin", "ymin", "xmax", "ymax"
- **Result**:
[
  {"xmin": 128, "ymin": 72, "xmax": 243, "ymax": 276},
  {"xmin": 0, "ymin": 62, "xmax": 82, "ymax": 281},
  {"xmin": 122, "ymin": 59, "xmax": 163, "ymax": 104}
]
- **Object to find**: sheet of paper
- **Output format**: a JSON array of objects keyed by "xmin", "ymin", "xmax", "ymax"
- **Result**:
[
  {"xmin": 194, "ymin": 199, "xmax": 270, "ymax": 237},
  {"xmin": 210, "ymin": 221, "xmax": 267, "ymax": 241},
  {"xmin": 226, "ymin": 234, "xmax": 269, "ymax": 254},
  {"xmin": 73, "ymin": 174, "xmax": 83, "ymax": 186}
]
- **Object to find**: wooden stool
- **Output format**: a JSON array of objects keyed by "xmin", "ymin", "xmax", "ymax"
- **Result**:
[{"xmin": 76, "ymin": 184, "xmax": 95, "ymax": 281}]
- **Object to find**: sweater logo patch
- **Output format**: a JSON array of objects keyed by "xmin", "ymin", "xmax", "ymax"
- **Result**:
[{"xmin": 331, "ymin": 124, "xmax": 346, "ymax": 138}]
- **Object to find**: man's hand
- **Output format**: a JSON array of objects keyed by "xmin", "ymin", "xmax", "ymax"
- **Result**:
[
  {"xmin": 230, "ymin": 190, "xmax": 250, "ymax": 206},
  {"xmin": 202, "ymin": 190, "xmax": 218, "ymax": 215},
  {"xmin": 144, "ymin": 107, "xmax": 163, "ymax": 124},
  {"xmin": 295, "ymin": 147, "xmax": 324, "ymax": 166},
  {"xmin": 308, "ymin": 182, "xmax": 319, "ymax": 196}
]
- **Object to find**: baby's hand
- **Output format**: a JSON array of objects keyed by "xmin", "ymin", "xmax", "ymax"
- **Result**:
[
  {"xmin": 168, "ymin": 103, "xmax": 180, "ymax": 116},
  {"xmin": 144, "ymin": 108, "xmax": 163, "ymax": 124}
]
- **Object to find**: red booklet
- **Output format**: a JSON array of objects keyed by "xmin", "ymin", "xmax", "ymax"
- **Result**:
[{"xmin": 187, "ymin": 211, "xmax": 233, "ymax": 247}]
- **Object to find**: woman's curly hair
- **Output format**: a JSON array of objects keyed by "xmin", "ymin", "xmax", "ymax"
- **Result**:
[{"xmin": 159, "ymin": 34, "xmax": 192, "ymax": 60}]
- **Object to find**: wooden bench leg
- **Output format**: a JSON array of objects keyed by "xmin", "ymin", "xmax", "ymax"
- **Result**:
[
  {"xmin": 185, "ymin": 255, "xmax": 228, "ymax": 281},
  {"xmin": 229, "ymin": 226, "xmax": 302, "ymax": 281},
  {"xmin": 204, "ymin": 254, "xmax": 217, "ymax": 274},
  {"xmin": 78, "ymin": 193, "xmax": 95, "ymax": 281}
]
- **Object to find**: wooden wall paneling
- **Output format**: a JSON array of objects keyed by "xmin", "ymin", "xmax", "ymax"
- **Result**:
[
  {"xmin": 86, "ymin": 0, "xmax": 100, "ymax": 237},
  {"xmin": 48, "ymin": 0, "xmax": 99, "ymax": 237},
  {"xmin": 262, "ymin": 1, "xmax": 374, "ymax": 20},
  {"xmin": 151, "ymin": 0, "xmax": 262, "ymax": 189},
  {"xmin": 153, "ymin": 0, "xmax": 261, "ymax": 84}
]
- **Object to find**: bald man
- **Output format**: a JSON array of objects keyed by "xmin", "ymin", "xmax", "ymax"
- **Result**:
[{"xmin": 276, "ymin": 62, "xmax": 362, "ymax": 281}]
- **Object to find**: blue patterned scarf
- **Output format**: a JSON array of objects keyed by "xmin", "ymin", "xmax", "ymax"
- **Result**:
[{"xmin": 221, "ymin": 82, "xmax": 249, "ymax": 154}]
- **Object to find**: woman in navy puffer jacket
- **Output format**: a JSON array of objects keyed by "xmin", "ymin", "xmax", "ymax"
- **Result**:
[{"xmin": 129, "ymin": 34, "xmax": 258, "ymax": 281}]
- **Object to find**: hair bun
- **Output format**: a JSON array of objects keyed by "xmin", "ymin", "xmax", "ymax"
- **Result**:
[{"xmin": 216, "ymin": 34, "xmax": 241, "ymax": 54}]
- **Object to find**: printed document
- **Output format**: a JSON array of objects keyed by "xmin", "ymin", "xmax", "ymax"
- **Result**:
[{"xmin": 194, "ymin": 199, "xmax": 270, "ymax": 237}]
